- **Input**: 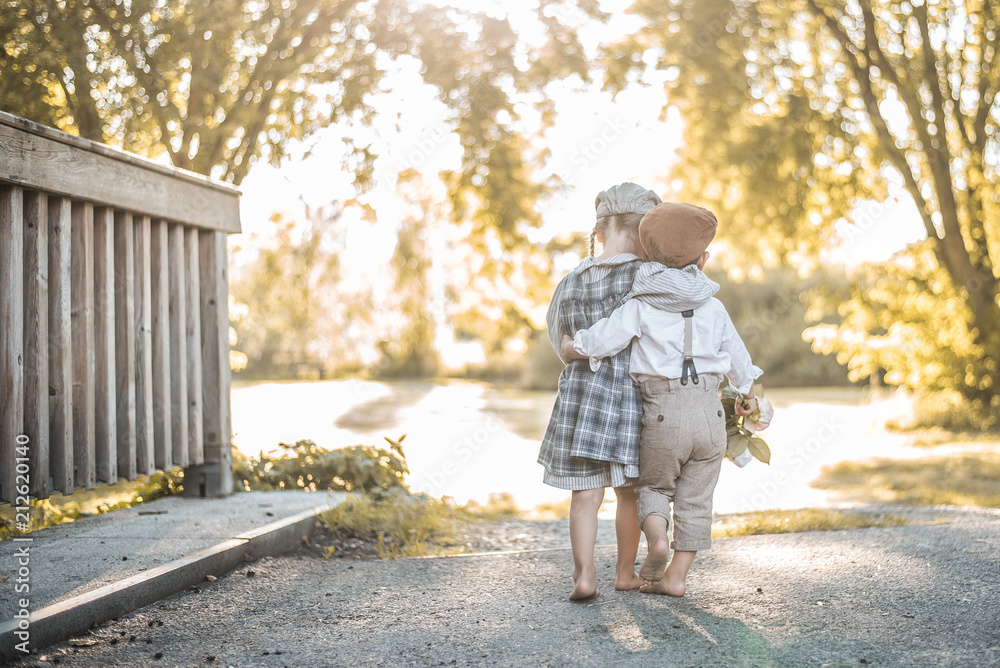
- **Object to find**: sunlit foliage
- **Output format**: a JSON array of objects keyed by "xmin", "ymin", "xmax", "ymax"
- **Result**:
[
  {"xmin": 375, "ymin": 172, "xmax": 441, "ymax": 377},
  {"xmin": 233, "ymin": 435, "xmax": 410, "ymax": 493},
  {"xmin": 710, "ymin": 264, "xmax": 850, "ymax": 386},
  {"xmin": 229, "ymin": 205, "xmax": 373, "ymax": 376},
  {"xmin": 609, "ymin": 0, "xmax": 1000, "ymax": 419},
  {"xmin": 1, "ymin": 0, "xmax": 599, "ymax": 243},
  {"xmin": 805, "ymin": 241, "xmax": 998, "ymax": 427}
]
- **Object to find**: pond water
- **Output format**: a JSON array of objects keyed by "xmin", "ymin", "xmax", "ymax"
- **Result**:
[{"xmin": 231, "ymin": 379, "xmax": 924, "ymax": 516}]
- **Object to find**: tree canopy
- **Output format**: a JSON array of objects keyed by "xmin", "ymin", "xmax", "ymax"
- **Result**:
[
  {"xmin": 1, "ymin": 0, "xmax": 602, "ymax": 244},
  {"xmin": 609, "ymin": 0, "xmax": 999, "ymax": 420}
]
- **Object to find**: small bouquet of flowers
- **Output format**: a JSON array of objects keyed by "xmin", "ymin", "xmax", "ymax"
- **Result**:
[{"xmin": 720, "ymin": 385, "xmax": 774, "ymax": 467}]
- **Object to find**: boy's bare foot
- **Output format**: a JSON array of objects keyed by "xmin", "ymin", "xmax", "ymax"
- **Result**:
[
  {"xmin": 570, "ymin": 579, "xmax": 598, "ymax": 600},
  {"xmin": 570, "ymin": 567, "xmax": 598, "ymax": 600},
  {"xmin": 614, "ymin": 571, "xmax": 644, "ymax": 591},
  {"xmin": 638, "ymin": 536, "xmax": 670, "ymax": 582},
  {"xmin": 639, "ymin": 569, "xmax": 686, "ymax": 597}
]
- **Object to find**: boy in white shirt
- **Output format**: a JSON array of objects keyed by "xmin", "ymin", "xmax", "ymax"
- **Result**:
[{"xmin": 561, "ymin": 202, "xmax": 761, "ymax": 597}]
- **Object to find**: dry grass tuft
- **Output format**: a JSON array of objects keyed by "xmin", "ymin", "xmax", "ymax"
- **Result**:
[
  {"xmin": 317, "ymin": 491, "xmax": 523, "ymax": 559},
  {"xmin": 712, "ymin": 508, "xmax": 910, "ymax": 538},
  {"xmin": 813, "ymin": 452, "xmax": 1000, "ymax": 507}
]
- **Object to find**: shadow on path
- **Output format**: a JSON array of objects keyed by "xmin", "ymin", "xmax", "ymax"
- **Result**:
[{"xmin": 334, "ymin": 381, "xmax": 436, "ymax": 432}]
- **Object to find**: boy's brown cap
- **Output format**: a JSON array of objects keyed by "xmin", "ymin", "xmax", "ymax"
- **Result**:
[{"xmin": 639, "ymin": 203, "xmax": 718, "ymax": 268}]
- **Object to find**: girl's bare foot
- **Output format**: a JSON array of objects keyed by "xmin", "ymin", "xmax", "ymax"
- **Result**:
[
  {"xmin": 639, "ymin": 569, "xmax": 686, "ymax": 597},
  {"xmin": 614, "ymin": 570, "xmax": 644, "ymax": 591},
  {"xmin": 638, "ymin": 536, "xmax": 670, "ymax": 582},
  {"xmin": 570, "ymin": 567, "xmax": 598, "ymax": 600}
]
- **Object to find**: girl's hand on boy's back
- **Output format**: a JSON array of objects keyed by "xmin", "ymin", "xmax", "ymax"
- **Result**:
[{"xmin": 561, "ymin": 335, "xmax": 585, "ymax": 363}]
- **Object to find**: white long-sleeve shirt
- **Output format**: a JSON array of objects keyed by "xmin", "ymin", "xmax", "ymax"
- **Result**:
[
  {"xmin": 546, "ymin": 255, "xmax": 720, "ymax": 353},
  {"xmin": 573, "ymin": 298, "xmax": 762, "ymax": 394}
]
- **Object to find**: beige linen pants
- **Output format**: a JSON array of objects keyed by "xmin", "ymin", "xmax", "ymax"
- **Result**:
[{"xmin": 636, "ymin": 374, "xmax": 726, "ymax": 552}]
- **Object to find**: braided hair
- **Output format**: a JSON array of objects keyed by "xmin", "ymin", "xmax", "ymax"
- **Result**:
[{"xmin": 590, "ymin": 213, "xmax": 643, "ymax": 258}]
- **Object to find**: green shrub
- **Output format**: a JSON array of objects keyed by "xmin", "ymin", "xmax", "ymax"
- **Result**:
[
  {"xmin": 233, "ymin": 435, "xmax": 409, "ymax": 493},
  {"xmin": 805, "ymin": 242, "xmax": 1000, "ymax": 430}
]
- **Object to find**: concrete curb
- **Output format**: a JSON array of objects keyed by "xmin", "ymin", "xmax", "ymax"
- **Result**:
[{"xmin": 0, "ymin": 505, "xmax": 326, "ymax": 662}]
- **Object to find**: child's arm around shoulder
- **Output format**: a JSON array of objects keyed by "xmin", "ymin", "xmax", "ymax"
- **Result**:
[{"xmin": 562, "ymin": 299, "xmax": 644, "ymax": 371}]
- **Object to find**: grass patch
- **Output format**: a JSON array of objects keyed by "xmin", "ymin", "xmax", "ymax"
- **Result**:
[
  {"xmin": 712, "ymin": 508, "xmax": 910, "ymax": 538},
  {"xmin": 531, "ymin": 497, "xmax": 572, "ymax": 520},
  {"xmin": 461, "ymin": 492, "xmax": 522, "ymax": 520},
  {"xmin": 315, "ymin": 491, "xmax": 523, "ymax": 559},
  {"xmin": 0, "ymin": 469, "xmax": 183, "ymax": 540},
  {"xmin": 900, "ymin": 427, "xmax": 1000, "ymax": 449},
  {"xmin": 813, "ymin": 452, "xmax": 1000, "ymax": 507}
]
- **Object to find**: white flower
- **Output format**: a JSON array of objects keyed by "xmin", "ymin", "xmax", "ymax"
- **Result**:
[{"xmin": 744, "ymin": 397, "xmax": 774, "ymax": 433}]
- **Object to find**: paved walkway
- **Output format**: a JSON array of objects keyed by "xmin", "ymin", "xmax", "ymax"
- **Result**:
[
  {"xmin": 13, "ymin": 505, "xmax": 1000, "ymax": 667},
  {"xmin": 0, "ymin": 491, "xmax": 343, "ymax": 620}
]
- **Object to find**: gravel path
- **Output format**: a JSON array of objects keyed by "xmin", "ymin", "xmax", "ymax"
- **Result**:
[{"xmin": 19, "ymin": 506, "xmax": 1000, "ymax": 668}]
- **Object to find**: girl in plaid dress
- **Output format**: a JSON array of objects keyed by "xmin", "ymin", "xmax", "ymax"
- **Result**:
[
  {"xmin": 538, "ymin": 183, "xmax": 660, "ymax": 600},
  {"xmin": 540, "ymin": 184, "xmax": 721, "ymax": 600}
]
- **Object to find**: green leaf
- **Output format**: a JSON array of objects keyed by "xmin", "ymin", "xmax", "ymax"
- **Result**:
[
  {"xmin": 747, "ymin": 436, "xmax": 771, "ymax": 465},
  {"xmin": 728, "ymin": 433, "xmax": 748, "ymax": 458}
]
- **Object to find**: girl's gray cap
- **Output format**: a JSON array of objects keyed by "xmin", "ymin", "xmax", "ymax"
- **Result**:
[{"xmin": 595, "ymin": 182, "xmax": 662, "ymax": 218}]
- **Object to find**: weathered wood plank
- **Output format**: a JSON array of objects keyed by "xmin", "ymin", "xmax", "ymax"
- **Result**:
[
  {"xmin": 0, "ymin": 186, "xmax": 24, "ymax": 504},
  {"xmin": 48, "ymin": 196, "xmax": 74, "ymax": 495},
  {"xmin": 134, "ymin": 215, "xmax": 155, "ymax": 475},
  {"xmin": 185, "ymin": 227, "xmax": 204, "ymax": 466},
  {"xmin": 0, "ymin": 112, "xmax": 240, "ymax": 234},
  {"xmin": 93, "ymin": 207, "xmax": 117, "ymax": 483},
  {"xmin": 23, "ymin": 190, "xmax": 50, "ymax": 497},
  {"xmin": 71, "ymin": 201, "xmax": 96, "ymax": 490},
  {"xmin": 198, "ymin": 230, "xmax": 232, "ymax": 494},
  {"xmin": 150, "ymin": 219, "xmax": 172, "ymax": 470},
  {"xmin": 168, "ymin": 224, "xmax": 189, "ymax": 467},
  {"xmin": 114, "ymin": 210, "xmax": 137, "ymax": 481}
]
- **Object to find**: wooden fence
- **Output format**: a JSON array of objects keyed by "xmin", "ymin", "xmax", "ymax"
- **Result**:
[{"xmin": 0, "ymin": 111, "xmax": 241, "ymax": 503}]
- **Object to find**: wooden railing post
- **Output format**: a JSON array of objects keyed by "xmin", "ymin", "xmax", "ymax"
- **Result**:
[
  {"xmin": 94, "ymin": 206, "xmax": 117, "ymax": 483},
  {"xmin": 71, "ymin": 201, "xmax": 96, "ymax": 490},
  {"xmin": 23, "ymin": 190, "xmax": 50, "ymax": 497},
  {"xmin": 168, "ymin": 223, "xmax": 189, "ymax": 469},
  {"xmin": 184, "ymin": 227, "xmax": 205, "ymax": 466},
  {"xmin": 151, "ymin": 218, "xmax": 172, "ymax": 470},
  {"xmin": 134, "ymin": 214, "xmax": 154, "ymax": 476},
  {"xmin": 48, "ymin": 196, "xmax": 74, "ymax": 495},
  {"xmin": 183, "ymin": 229, "xmax": 233, "ymax": 496},
  {"xmin": 114, "ymin": 211, "xmax": 137, "ymax": 481},
  {"xmin": 0, "ymin": 186, "xmax": 24, "ymax": 504}
]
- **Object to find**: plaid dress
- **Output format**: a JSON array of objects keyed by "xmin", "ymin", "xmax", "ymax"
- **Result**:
[{"xmin": 538, "ymin": 254, "xmax": 643, "ymax": 490}]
